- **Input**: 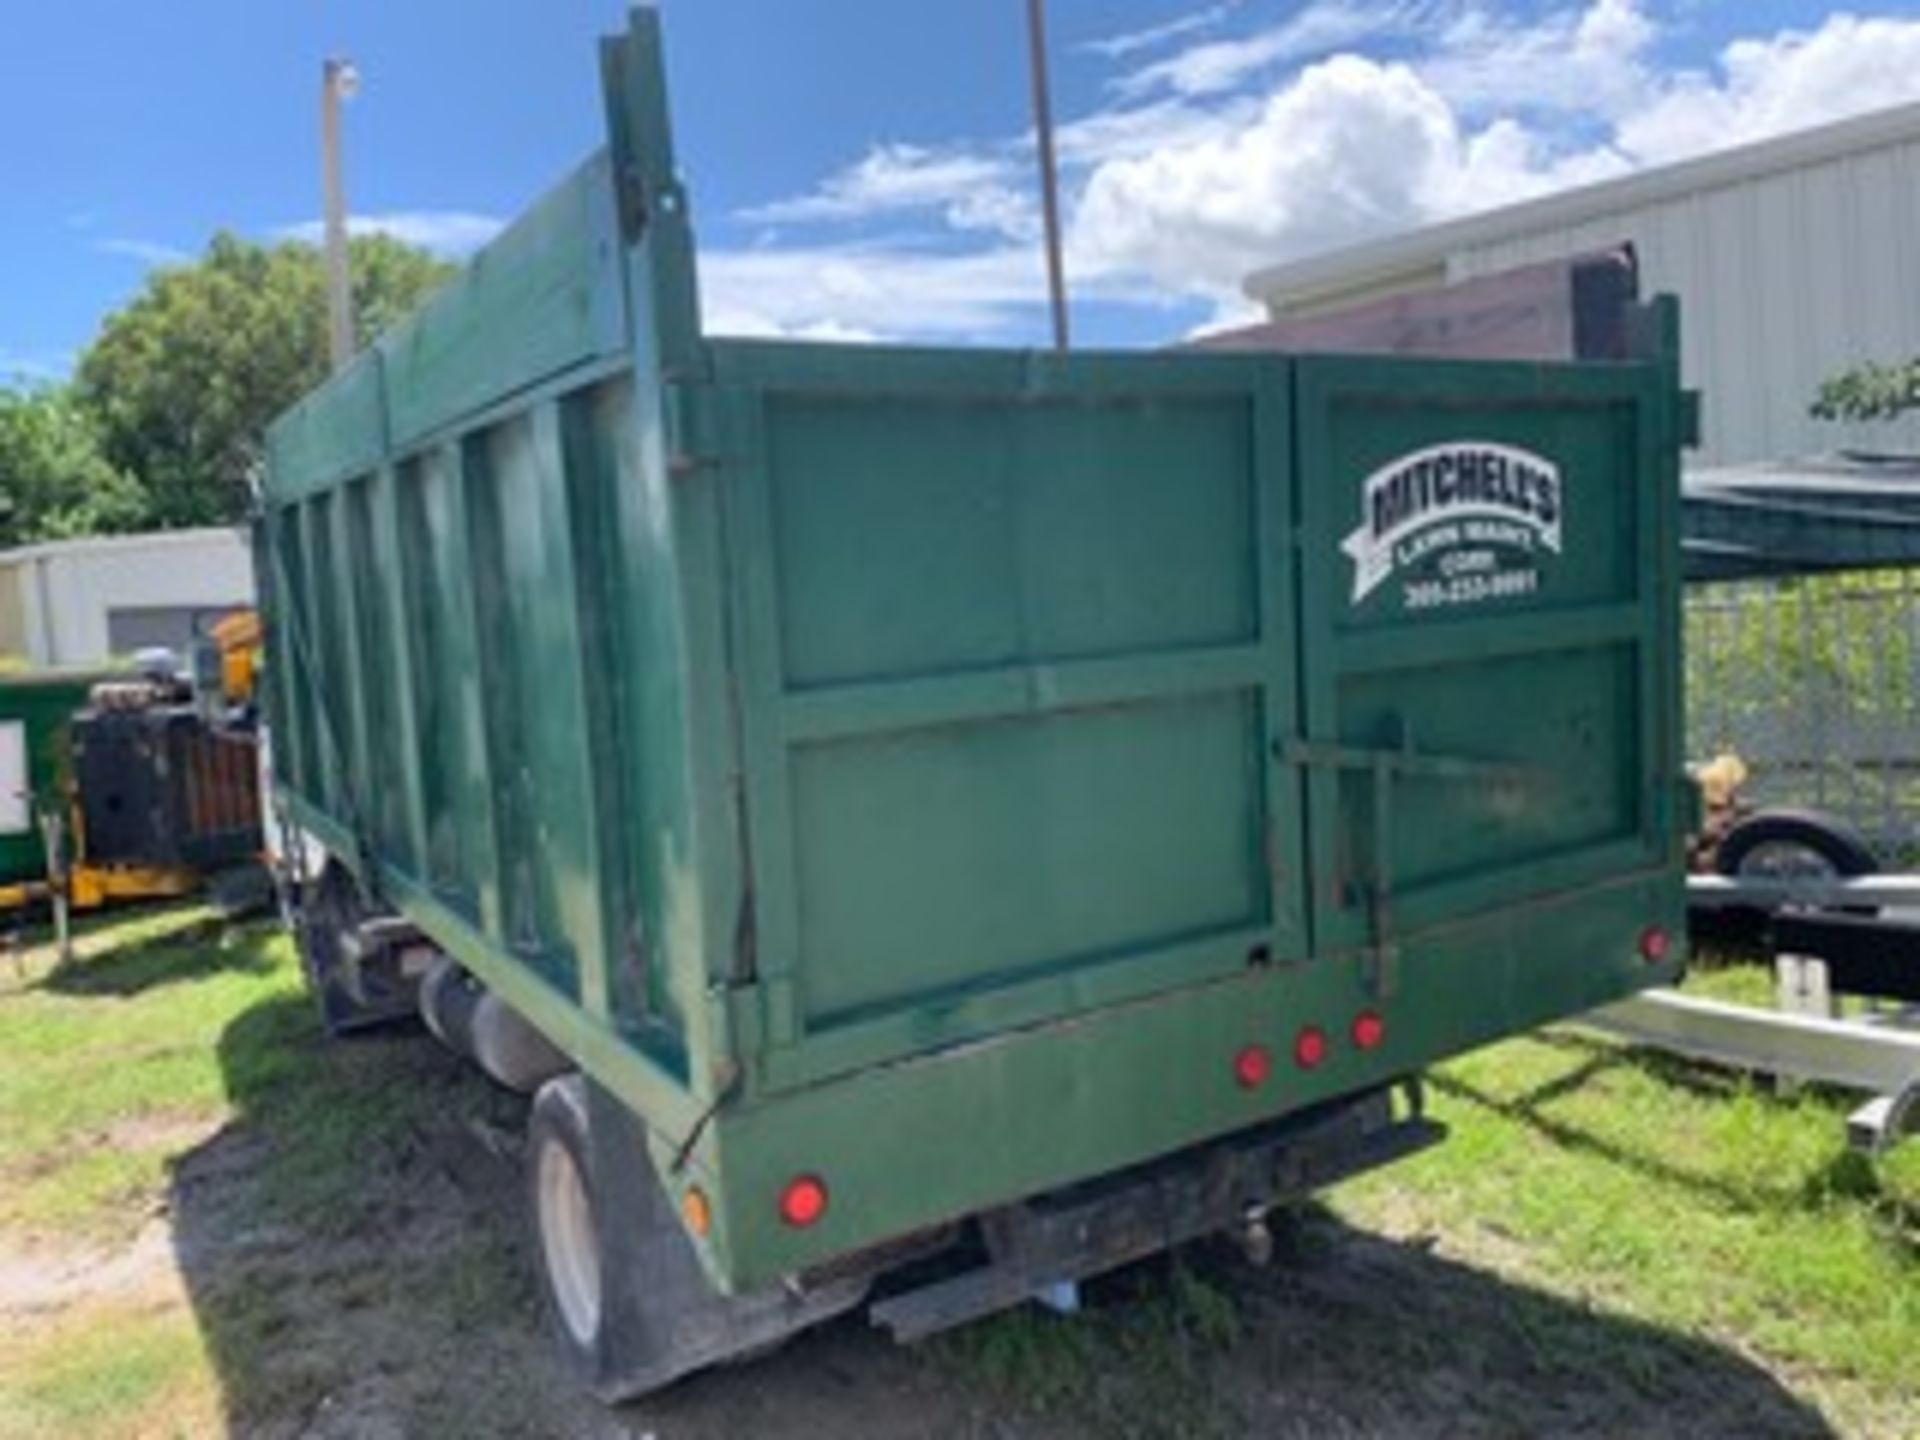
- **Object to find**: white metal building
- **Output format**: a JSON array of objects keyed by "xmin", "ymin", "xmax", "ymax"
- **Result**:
[
  {"xmin": 1245, "ymin": 101, "xmax": 1920, "ymax": 469},
  {"xmin": 0, "ymin": 527, "xmax": 255, "ymax": 668}
]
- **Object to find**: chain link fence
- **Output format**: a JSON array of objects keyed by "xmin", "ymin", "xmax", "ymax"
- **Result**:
[{"xmin": 1687, "ymin": 570, "xmax": 1920, "ymax": 865}]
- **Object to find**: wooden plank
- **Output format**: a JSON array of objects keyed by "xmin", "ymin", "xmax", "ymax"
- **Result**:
[{"xmin": 1196, "ymin": 250, "xmax": 1637, "ymax": 363}]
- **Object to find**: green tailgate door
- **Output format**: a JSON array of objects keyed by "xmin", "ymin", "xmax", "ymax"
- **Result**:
[
  {"xmin": 1293, "ymin": 355, "xmax": 1680, "ymax": 977},
  {"xmin": 714, "ymin": 346, "xmax": 1308, "ymax": 1092}
]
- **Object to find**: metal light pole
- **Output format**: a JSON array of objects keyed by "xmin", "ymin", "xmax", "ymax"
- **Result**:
[
  {"xmin": 1024, "ymin": 0, "xmax": 1070, "ymax": 351},
  {"xmin": 321, "ymin": 56, "xmax": 360, "ymax": 374}
]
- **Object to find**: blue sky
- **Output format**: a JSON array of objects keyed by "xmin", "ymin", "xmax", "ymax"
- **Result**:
[{"xmin": 4, "ymin": 0, "xmax": 1920, "ymax": 376}]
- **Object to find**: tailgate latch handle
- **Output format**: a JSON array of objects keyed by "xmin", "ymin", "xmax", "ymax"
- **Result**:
[{"xmin": 1279, "ymin": 733, "xmax": 1539, "ymax": 997}]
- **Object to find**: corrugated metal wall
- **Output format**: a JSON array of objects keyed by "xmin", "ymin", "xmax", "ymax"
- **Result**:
[{"xmin": 1453, "ymin": 137, "xmax": 1920, "ymax": 468}]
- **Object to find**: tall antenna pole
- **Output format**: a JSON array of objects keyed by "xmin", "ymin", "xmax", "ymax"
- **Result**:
[
  {"xmin": 1025, "ymin": 0, "xmax": 1070, "ymax": 351},
  {"xmin": 321, "ymin": 56, "xmax": 359, "ymax": 374}
]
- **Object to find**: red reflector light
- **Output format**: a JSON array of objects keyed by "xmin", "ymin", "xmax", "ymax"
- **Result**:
[
  {"xmin": 1233, "ymin": 1044, "xmax": 1273, "ymax": 1090},
  {"xmin": 779, "ymin": 1175, "xmax": 829, "ymax": 1229},
  {"xmin": 1352, "ymin": 1011, "xmax": 1386, "ymax": 1051},
  {"xmin": 1294, "ymin": 1026, "xmax": 1328, "ymax": 1070},
  {"xmin": 1638, "ymin": 926, "xmax": 1671, "ymax": 964}
]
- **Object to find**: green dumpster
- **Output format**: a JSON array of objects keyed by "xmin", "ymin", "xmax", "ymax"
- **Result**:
[
  {"xmin": 0, "ymin": 671, "xmax": 108, "ymax": 896},
  {"xmin": 261, "ymin": 8, "xmax": 1694, "ymax": 1401}
]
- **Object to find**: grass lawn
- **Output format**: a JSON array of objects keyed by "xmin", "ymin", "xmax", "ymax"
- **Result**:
[
  {"xmin": 0, "ymin": 913, "xmax": 1914, "ymax": 1438},
  {"xmin": 1331, "ymin": 970, "xmax": 1920, "ymax": 1436}
]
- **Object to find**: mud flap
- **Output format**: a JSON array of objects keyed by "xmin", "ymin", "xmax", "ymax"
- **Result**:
[{"xmin": 581, "ymin": 1081, "xmax": 870, "ymax": 1403}]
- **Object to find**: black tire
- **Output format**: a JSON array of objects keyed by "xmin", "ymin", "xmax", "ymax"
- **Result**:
[
  {"xmin": 296, "ymin": 863, "xmax": 363, "ymax": 1034},
  {"xmin": 524, "ymin": 1076, "xmax": 871, "ymax": 1405},
  {"xmin": 296, "ymin": 862, "xmax": 415, "ymax": 1034},
  {"xmin": 1715, "ymin": 807, "xmax": 1879, "ymax": 914},
  {"xmin": 527, "ymin": 1076, "xmax": 608, "ymax": 1389}
]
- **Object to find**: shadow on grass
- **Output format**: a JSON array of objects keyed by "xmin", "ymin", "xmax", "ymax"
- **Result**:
[
  {"xmin": 165, "ymin": 992, "xmax": 569, "ymax": 1438},
  {"xmin": 20, "ymin": 906, "xmax": 274, "ymax": 1000},
  {"xmin": 1445, "ymin": 1029, "xmax": 1917, "ymax": 1236},
  {"xmin": 161, "ymin": 984, "xmax": 1841, "ymax": 1439}
]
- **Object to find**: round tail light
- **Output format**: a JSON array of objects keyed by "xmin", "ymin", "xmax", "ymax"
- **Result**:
[
  {"xmin": 1638, "ymin": 926, "xmax": 1672, "ymax": 964},
  {"xmin": 1234, "ymin": 1044, "xmax": 1273, "ymax": 1090},
  {"xmin": 1352, "ymin": 1011, "xmax": 1386, "ymax": 1051},
  {"xmin": 1294, "ymin": 1025, "xmax": 1328, "ymax": 1070},
  {"xmin": 778, "ymin": 1175, "xmax": 829, "ymax": 1229}
]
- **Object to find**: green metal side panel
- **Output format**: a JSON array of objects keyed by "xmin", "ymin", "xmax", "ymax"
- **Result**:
[
  {"xmin": 262, "ymin": 12, "xmax": 723, "ymax": 1121},
  {"xmin": 0, "ymin": 674, "xmax": 105, "ymax": 886}
]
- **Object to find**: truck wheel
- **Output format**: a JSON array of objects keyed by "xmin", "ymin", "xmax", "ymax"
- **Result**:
[
  {"xmin": 524, "ymin": 1075, "xmax": 873, "ymax": 1405},
  {"xmin": 529, "ymin": 1076, "xmax": 606, "ymax": 1368}
]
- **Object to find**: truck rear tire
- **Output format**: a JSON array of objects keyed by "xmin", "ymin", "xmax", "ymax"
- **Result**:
[
  {"xmin": 524, "ymin": 1075, "xmax": 870, "ymax": 1404},
  {"xmin": 528, "ymin": 1076, "xmax": 606, "ymax": 1365}
]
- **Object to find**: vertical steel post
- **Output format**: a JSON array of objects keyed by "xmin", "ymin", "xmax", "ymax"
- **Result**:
[
  {"xmin": 1025, "ymin": 0, "xmax": 1070, "ymax": 351},
  {"xmin": 322, "ymin": 57, "xmax": 358, "ymax": 374}
]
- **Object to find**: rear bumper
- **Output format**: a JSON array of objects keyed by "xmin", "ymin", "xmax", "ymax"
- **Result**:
[
  {"xmin": 869, "ymin": 1083, "xmax": 1443, "ymax": 1342},
  {"xmin": 676, "ymin": 865, "xmax": 1683, "ymax": 1292}
]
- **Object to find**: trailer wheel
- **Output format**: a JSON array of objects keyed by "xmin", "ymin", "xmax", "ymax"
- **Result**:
[
  {"xmin": 1716, "ymin": 808, "xmax": 1879, "ymax": 914},
  {"xmin": 529, "ymin": 1076, "xmax": 604, "ymax": 1360}
]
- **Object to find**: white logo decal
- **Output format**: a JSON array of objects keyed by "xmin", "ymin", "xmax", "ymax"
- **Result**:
[{"xmin": 1342, "ymin": 441, "xmax": 1563, "ymax": 609}]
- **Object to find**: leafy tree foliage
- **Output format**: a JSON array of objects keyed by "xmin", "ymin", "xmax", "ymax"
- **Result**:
[
  {"xmin": 0, "ymin": 385, "xmax": 148, "ymax": 546},
  {"xmin": 1812, "ymin": 358, "xmax": 1920, "ymax": 423},
  {"xmin": 74, "ymin": 232, "xmax": 454, "ymax": 527}
]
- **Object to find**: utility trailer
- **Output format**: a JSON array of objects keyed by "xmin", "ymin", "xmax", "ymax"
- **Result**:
[
  {"xmin": 1633, "ymin": 866, "xmax": 1920, "ymax": 1152},
  {"xmin": 259, "ymin": 10, "xmax": 1694, "ymax": 1401}
]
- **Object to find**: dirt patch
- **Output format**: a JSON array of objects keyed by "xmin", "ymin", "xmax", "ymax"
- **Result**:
[
  {"xmin": 0, "ymin": 1220, "xmax": 183, "ymax": 1314},
  {"xmin": 101, "ymin": 1110, "xmax": 229, "ymax": 1155}
]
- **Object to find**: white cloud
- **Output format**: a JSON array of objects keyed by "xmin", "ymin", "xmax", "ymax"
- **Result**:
[
  {"xmin": 94, "ymin": 237, "xmax": 193, "ymax": 267},
  {"xmin": 1055, "ymin": 92, "xmax": 1258, "ymax": 167},
  {"xmin": 1076, "ymin": 54, "xmax": 1469, "ymax": 297},
  {"xmin": 1081, "ymin": 4, "xmax": 1242, "ymax": 62},
  {"xmin": 701, "ymin": 1, "xmax": 1920, "ymax": 342},
  {"xmin": 1114, "ymin": 0, "xmax": 1433, "ymax": 99},
  {"xmin": 1423, "ymin": 0, "xmax": 1656, "ymax": 118},
  {"xmin": 279, "ymin": 210, "xmax": 504, "ymax": 256},
  {"xmin": 700, "ymin": 304, "xmax": 885, "ymax": 345},
  {"xmin": 1618, "ymin": 12, "xmax": 1920, "ymax": 164},
  {"xmin": 1075, "ymin": 1, "xmax": 1920, "ymax": 304},
  {"xmin": 741, "ymin": 145, "xmax": 1037, "ymax": 241},
  {"xmin": 701, "ymin": 243, "xmax": 1046, "ymax": 341}
]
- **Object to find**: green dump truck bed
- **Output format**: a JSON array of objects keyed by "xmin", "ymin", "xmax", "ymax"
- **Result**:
[{"xmin": 261, "ymin": 9, "xmax": 1691, "ymax": 1399}]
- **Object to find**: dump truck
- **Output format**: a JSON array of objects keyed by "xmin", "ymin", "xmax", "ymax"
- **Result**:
[{"xmin": 260, "ymin": 10, "xmax": 1694, "ymax": 1401}]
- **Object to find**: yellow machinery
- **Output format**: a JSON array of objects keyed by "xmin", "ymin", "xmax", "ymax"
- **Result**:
[{"xmin": 0, "ymin": 609, "xmax": 265, "ymax": 918}]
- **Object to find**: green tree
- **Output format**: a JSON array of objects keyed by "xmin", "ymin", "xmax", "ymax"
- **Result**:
[
  {"xmin": 1812, "ymin": 357, "xmax": 1920, "ymax": 422},
  {"xmin": 0, "ymin": 385, "xmax": 148, "ymax": 546},
  {"xmin": 76, "ymin": 232, "xmax": 454, "ymax": 527}
]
